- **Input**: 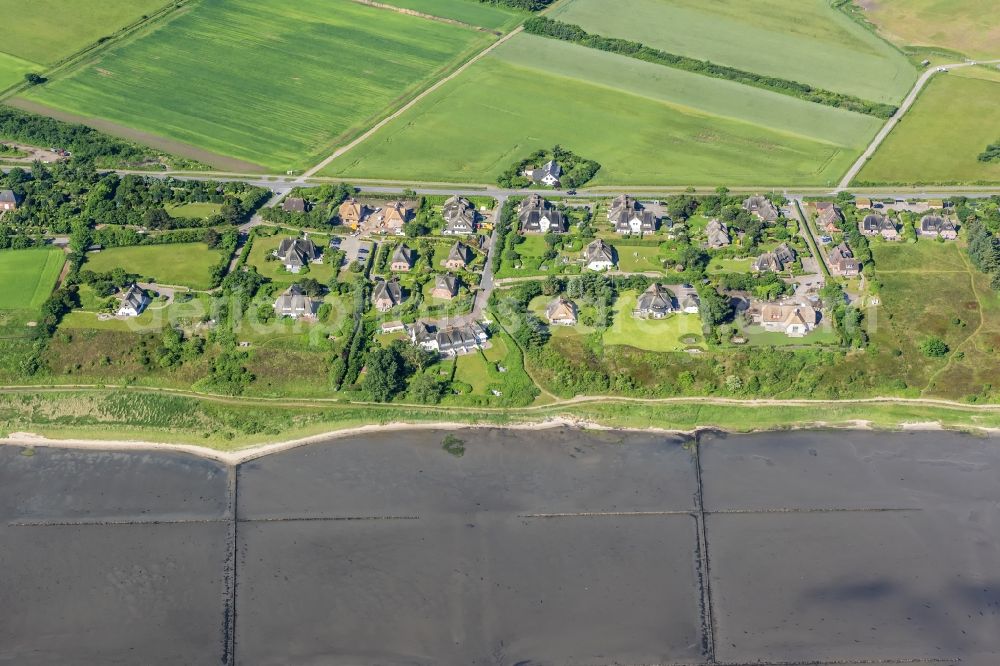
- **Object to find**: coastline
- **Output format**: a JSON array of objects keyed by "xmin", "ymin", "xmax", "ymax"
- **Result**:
[{"xmin": 5, "ymin": 415, "xmax": 989, "ymax": 465}]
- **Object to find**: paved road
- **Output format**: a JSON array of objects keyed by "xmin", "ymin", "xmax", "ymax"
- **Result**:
[{"xmin": 837, "ymin": 59, "xmax": 1000, "ymax": 190}]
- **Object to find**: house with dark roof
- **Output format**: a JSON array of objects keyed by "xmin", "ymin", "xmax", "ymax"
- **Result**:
[
  {"xmin": 410, "ymin": 321, "xmax": 489, "ymax": 356},
  {"xmin": 518, "ymin": 194, "xmax": 567, "ymax": 234},
  {"xmin": 608, "ymin": 195, "xmax": 657, "ymax": 234},
  {"xmin": 442, "ymin": 196, "xmax": 476, "ymax": 235},
  {"xmin": 815, "ymin": 202, "xmax": 843, "ymax": 232},
  {"xmin": 430, "ymin": 274, "xmax": 459, "ymax": 300},
  {"xmin": 705, "ymin": 219, "xmax": 730, "ymax": 248},
  {"xmin": 445, "ymin": 241, "xmax": 473, "ymax": 270},
  {"xmin": 372, "ymin": 278, "xmax": 405, "ymax": 312},
  {"xmin": 545, "ymin": 296, "xmax": 578, "ymax": 326},
  {"xmin": 584, "ymin": 238, "xmax": 616, "ymax": 271},
  {"xmin": 282, "ymin": 197, "xmax": 309, "ymax": 213},
  {"xmin": 525, "ymin": 159, "xmax": 562, "ymax": 187},
  {"xmin": 274, "ymin": 238, "xmax": 321, "ymax": 273},
  {"xmin": 754, "ymin": 243, "xmax": 797, "ymax": 272},
  {"xmin": 116, "ymin": 283, "xmax": 150, "ymax": 317},
  {"xmin": 273, "ymin": 284, "xmax": 319, "ymax": 319},
  {"xmin": 633, "ymin": 283, "xmax": 674, "ymax": 319},
  {"xmin": 828, "ymin": 242, "xmax": 860, "ymax": 277},
  {"xmin": 390, "ymin": 244, "xmax": 414, "ymax": 272},
  {"xmin": 0, "ymin": 189, "xmax": 20, "ymax": 212},
  {"xmin": 860, "ymin": 214, "xmax": 899, "ymax": 241},
  {"xmin": 673, "ymin": 284, "xmax": 701, "ymax": 314},
  {"xmin": 918, "ymin": 215, "xmax": 958, "ymax": 240},
  {"xmin": 743, "ymin": 195, "xmax": 779, "ymax": 222}
]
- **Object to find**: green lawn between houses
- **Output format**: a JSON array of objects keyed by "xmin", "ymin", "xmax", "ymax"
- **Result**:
[
  {"xmin": 0, "ymin": 248, "xmax": 64, "ymax": 310},
  {"xmin": 23, "ymin": 0, "xmax": 497, "ymax": 171},
  {"xmin": 859, "ymin": 73, "xmax": 1000, "ymax": 185},
  {"xmin": 167, "ymin": 202, "xmax": 222, "ymax": 219},
  {"xmin": 82, "ymin": 243, "xmax": 225, "ymax": 290},
  {"xmin": 246, "ymin": 233, "xmax": 339, "ymax": 286},
  {"xmin": 603, "ymin": 291, "xmax": 704, "ymax": 352},
  {"xmin": 325, "ymin": 34, "xmax": 880, "ymax": 187}
]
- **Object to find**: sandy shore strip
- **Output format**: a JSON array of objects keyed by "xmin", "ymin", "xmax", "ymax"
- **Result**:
[
  {"xmin": 3, "ymin": 416, "xmax": 987, "ymax": 465},
  {"xmin": 1, "ymin": 417, "xmax": 656, "ymax": 465}
]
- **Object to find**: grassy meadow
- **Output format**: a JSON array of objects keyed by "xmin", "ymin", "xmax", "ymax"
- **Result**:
[
  {"xmin": 0, "ymin": 0, "xmax": 170, "ymax": 65},
  {"xmin": 548, "ymin": 0, "xmax": 916, "ymax": 105},
  {"xmin": 0, "ymin": 248, "xmax": 64, "ymax": 310},
  {"xmin": 859, "ymin": 0, "xmax": 1000, "ymax": 59},
  {"xmin": 83, "ymin": 243, "xmax": 224, "ymax": 290},
  {"xmin": 603, "ymin": 292, "xmax": 704, "ymax": 352},
  {"xmin": 859, "ymin": 73, "xmax": 1000, "ymax": 184},
  {"xmin": 0, "ymin": 52, "xmax": 37, "ymax": 92},
  {"xmin": 326, "ymin": 35, "xmax": 880, "ymax": 186},
  {"xmin": 24, "ymin": 0, "xmax": 496, "ymax": 170}
]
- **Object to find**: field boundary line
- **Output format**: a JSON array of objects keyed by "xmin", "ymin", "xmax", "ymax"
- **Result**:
[
  {"xmin": 0, "ymin": 0, "xmax": 194, "ymax": 101},
  {"xmin": 300, "ymin": 26, "xmax": 525, "ymax": 179},
  {"xmin": 347, "ymin": 0, "xmax": 500, "ymax": 34}
]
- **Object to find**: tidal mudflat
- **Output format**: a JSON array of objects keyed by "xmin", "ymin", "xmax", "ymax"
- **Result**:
[{"xmin": 1, "ymin": 428, "xmax": 999, "ymax": 665}]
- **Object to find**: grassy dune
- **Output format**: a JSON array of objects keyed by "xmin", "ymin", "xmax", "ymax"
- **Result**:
[
  {"xmin": 25, "ymin": 0, "xmax": 495, "ymax": 170},
  {"xmin": 327, "ymin": 36, "xmax": 879, "ymax": 186},
  {"xmin": 548, "ymin": 0, "xmax": 916, "ymax": 105},
  {"xmin": 859, "ymin": 73, "xmax": 1000, "ymax": 184},
  {"xmin": 0, "ymin": 0, "xmax": 170, "ymax": 65},
  {"xmin": 859, "ymin": 0, "xmax": 1000, "ymax": 60},
  {"xmin": 0, "ymin": 248, "xmax": 64, "ymax": 310}
]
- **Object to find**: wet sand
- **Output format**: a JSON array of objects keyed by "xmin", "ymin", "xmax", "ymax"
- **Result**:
[{"xmin": 2, "ymin": 428, "xmax": 999, "ymax": 665}]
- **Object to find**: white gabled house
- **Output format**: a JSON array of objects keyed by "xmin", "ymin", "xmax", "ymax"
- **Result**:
[{"xmin": 117, "ymin": 283, "xmax": 150, "ymax": 317}]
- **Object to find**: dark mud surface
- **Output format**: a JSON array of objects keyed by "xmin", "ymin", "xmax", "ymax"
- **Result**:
[{"xmin": 2, "ymin": 428, "xmax": 999, "ymax": 665}]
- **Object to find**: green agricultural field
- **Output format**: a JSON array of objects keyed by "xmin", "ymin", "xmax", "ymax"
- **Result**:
[
  {"xmin": 327, "ymin": 35, "xmax": 880, "ymax": 186},
  {"xmin": 0, "ymin": 248, "xmax": 64, "ymax": 310},
  {"xmin": 375, "ymin": 0, "xmax": 525, "ymax": 30},
  {"xmin": 24, "ymin": 0, "xmax": 496, "ymax": 170},
  {"xmin": 859, "ymin": 0, "xmax": 1000, "ymax": 60},
  {"xmin": 549, "ymin": 0, "xmax": 916, "ymax": 105},
  {"xmin": 603, "ymin": 292, "xmax": 704, "ymax": 352},
  {"xmin": 0, "ymin": 52, "xmax": 37, "ymax": 92},
  {"xmin": 83, "ymin": 243, "xmax": 224, "ymax": 290},
  {"xmin": 859, "ymin": 74, "xmax": 1000, "ymax": 184},
  {"xmin": 0, "ymin": 0, "xmax": 170, "ymax": 65}
]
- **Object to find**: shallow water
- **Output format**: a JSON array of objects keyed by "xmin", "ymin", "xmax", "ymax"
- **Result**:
[{"xmin": 1, "ymin": 428, "xmax": 998, "ymax": 665}]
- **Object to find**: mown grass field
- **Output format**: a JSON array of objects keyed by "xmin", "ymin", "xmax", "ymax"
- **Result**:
[
  {"xmin": 858, "ymin": 73, "xmax": 1000, "ymax": 184},
  {"xmin": 24, "ymin": 0, "xmax": 496, "ymax": 170},
  {"xmin": 548, "ymin": 0, "xmax": 916, "ymax": 105},
  {"xmin": 167, "ymin": 202, "xmax": 221, "ymax": 219},
  {"xmin": 0, "ymin": 248, "xmax": 64, "ymax": 310},
  {"xmin": 83, "ymin": 243, "xmax": 224, "ymax": 290},
  {"xmin": 0, "ymin": 0, "xmax": 170, "ymax": 65},
  {"xmin": 327, "ymin": 35, "xmax": 880, "ymax": 186},
  {"xmin": 375, "ymin": 0, "xmax": 525, "ymax": 30},
  {"xmin": 859, "ymin": 0, "xmax": 1000, "ymax": 60},
  {"xmin": 0, "ymin": 52, "xmax": 37, "ymax": 92}
]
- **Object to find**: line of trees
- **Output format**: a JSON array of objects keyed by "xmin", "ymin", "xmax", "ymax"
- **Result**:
[
  {"xmin": 0, "ymin": 106, "xmax": 195, "ymax": 168},
  {"xmin": 523, "ymin": 17, "xmax": 897, "ymax": 118},
  {"xmin": 476, "ymin": 0, "xmax": 554, "ymax": 10}
]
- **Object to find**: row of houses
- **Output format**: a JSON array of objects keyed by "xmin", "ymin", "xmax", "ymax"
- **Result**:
[
  {"xmin": 336, "ymin": 197, "xmax": 411, "ymax": 234},
  {"xmin": 860, "ymin": 213, "xmax": 958, "ymax": 241},
  {"xmin": 545, "ymin": 283, "xmax": 701, "ymax": 327},
  {"xmin": 410, "ymin": 321, "xmax": 490, "ymax": 357},
  {"xmin": 373, "ymin": 274, "xmax": 465, "ymax": 312},
  {"xmin": 388, "ymin": 241, "xmax": 473, "ymax": 272}
]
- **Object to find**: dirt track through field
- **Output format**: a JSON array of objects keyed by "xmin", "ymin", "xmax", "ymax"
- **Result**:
[{"xmin": 5, "ymin": 98, "xmax": 268, "ymax": 173}]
